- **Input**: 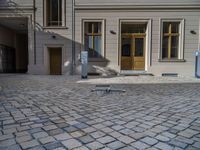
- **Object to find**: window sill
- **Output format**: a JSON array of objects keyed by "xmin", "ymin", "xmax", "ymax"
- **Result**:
[
  {"xmin": 158, "ymin": 59, "xmax": 186, "ymax": 62},
  {"xmin": 88, "ymin": 59, "xmax": 106, "ymax": 62},
  {"xmin": 79, "ymin": 58, "xmax": 106, "ymax": 62},
  {"xmin": 43, "ymin": 26, "xmax": 68, "ymax": 29}
]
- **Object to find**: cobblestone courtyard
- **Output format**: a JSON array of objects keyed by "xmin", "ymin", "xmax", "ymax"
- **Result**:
[{"xmin": 0, "ymin": 74, "xmax": 200, "ymax": 150}]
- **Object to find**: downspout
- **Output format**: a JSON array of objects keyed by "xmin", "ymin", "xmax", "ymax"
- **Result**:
[
  {"xmin": 198, "ymin": 19, "xmax": 200, "ymax": 50},
  {"xmin": 33, "ymin": 0, "xmax": 36, "ymax": 64},
  {"xmin": 71, "ymin": 0, "xmax": 75, "ymax": 75}
]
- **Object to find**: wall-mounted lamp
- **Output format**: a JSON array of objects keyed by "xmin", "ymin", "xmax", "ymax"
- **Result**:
[
  {"xmin": 52, "ymin": 35, "xmax": 56, "ymax": 39},
  {"xmin": 110, "ymin": 30, "xmax": 116, "ymax": 35},
  {"xmin": 190, "ymin": 30, "xmax": 197, "ymax": 35}
]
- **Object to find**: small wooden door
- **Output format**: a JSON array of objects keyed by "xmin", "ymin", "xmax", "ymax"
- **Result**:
[
  {"xmin": 49, "ymin": 48, "xmax": 62, "ymax": 75},
  {"xmin": 121, "ymin": 35, "xmax": 145, "ymax": 70}
]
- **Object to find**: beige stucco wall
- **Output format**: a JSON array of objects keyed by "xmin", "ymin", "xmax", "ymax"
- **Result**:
[
  {"xmin": 29, "ymin": 0, "xmax": 73, "ymax": 75},
  {"xmin": 75, "ymin": 9, "xmax": 200, "ymax": 76},
  {"xmin": 1, "ymin": 0, "xmax": 200, "ymax": 76}
]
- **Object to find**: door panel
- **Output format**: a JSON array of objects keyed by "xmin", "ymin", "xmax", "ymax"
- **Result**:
[
  {"xmin": 50, "ymin": 48, "xmax": 62, "ymax": 75},
  {"xmin": 121, "ymin": 35, "xmax": 145, "ymax": 70},
  {"xmin": 133, "ymin": 37, "xmax": 145, "ymax": 70},
  {"xmin": 121, "ymin": 37, "xmax": 132, "ymax": 70}
]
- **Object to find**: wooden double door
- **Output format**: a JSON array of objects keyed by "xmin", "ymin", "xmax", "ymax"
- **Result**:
[
  {"xmin": 49, "ymin": 48, "xmax": 62, "ymax": 75},
  {"xmin": 121, "ymin": 34, "xmax": 146, "ymax": 70}
]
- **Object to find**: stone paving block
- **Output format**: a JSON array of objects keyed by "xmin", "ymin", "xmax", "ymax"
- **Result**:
[
  {"xmin": 79, "ymin": 135, "xmax": 95, "ymax": 144},
  {"xmin": 155, "ymin": 142, "xmax": 173, "ymax": 150},
  {"xmin": 33, "ymin": 131, "xmax": 48, "ymax": 139},
  {"xmin": 56, "ymin": 123, "xmax": 69, "ymax": 128},
  {"xmin": 16, "ymin": 135, "xmax": 32, "ymax": 143},
  {"xmin": 0, "ymin": 134, "xmax": 14, "ymax": 141},
  {"xmin": 74, "ymin": 123, "xmax": 89, "ymax": 129},
  {"xmin": 28, "ymin": 146, "xmax": 46, "ymax": 150},
  {"xmin": 141, "ymin": 137, "xmax": 158, "ymax": 145},
  {"xmin": 129, "ymin": 132, "xmax": 146, "ymax": 140},
  {"xmin": 70, "ymin": 131, "xmax": 86, "ymax": 138},
  {"xmin": 3, "ymin": 128, "xmax": 17, "ymax": 134},
  {"xmin": 61, "ymin": 139, "xmax": 82, "ymax": 149},
  {"xmin": 91, "ymin": 131, "xmax": 105, "ymax": 139},
  {"xmin": 109, "ymin": 131, "xmax": 123, "ymax": 138},
  {"xmin": 52, "ymin": 147, "xmax": 66, "ymax": 150},
  {"xmin": 63, "ymin": 126, "xmax": 78, "ymax": 133},
  {"xmin": 20, "ymin": 140, "xmax": 40, "ymax": 149},
  {"xmin": 101, "ymin": 127, "xmax": 114, "ymax": 133},
  {"xmin": 117, "ymin": 135, "xmax": 135, "ymax": 144},
  {"xmin": 107, "ymin": 141, "xmax": 125, "ymax": 149},
  {"xmin": 155, "ymin": 135, "xmax": 170, "ymax": 142},
  {"xmin": 97, "ymin": 135, "xmax": 116, "ymax": 144},
  {"xmin": 86, "ymin": 141, "xmax": 104, "ymax": 150},
  {"xmin": 0, "ymin": 139, "xmax": 16, "ymax": 147},
  {"xmin": 43, "ymin": 125, "xmax": 57, "ymax": 131},
  {"xmin": 112, "ymin": 125, "xmax": 124, "ymax": 131},
  {"xmin": 44, "ymin": 141, "xmax": 63, "ymax": 150},
  {"xmin": 54, "ymin": 133, "xmax": 72, "ymax": 141},
  {"xmin": 145, "ymin": 147, "xmax": 160, "ymax": 150},
  {"xmin": 29, "ymin": 128, "xmax": 43, "ymax": 134},
  {"xmin": 39, "ymin": 136, "xmax": 56, "ymax": 144},
  {"xmin": 119, "ymin": 128, "xmax": 135, "ymax": 135},
  {"xmin": 131, "ymin": 141, "xmax": 150, "ymax": 149},
  {"xmin": 82, "ymin": 127, "xmax": 96, "ymax": 133},
  {"xmin": 102, "ymin": 121, "xmax": 114, "ymax": 126},
  {"xmin": 119, "ymin": 146, "xmax": 137, "ymax": 150},
  {"xmin": 73, "ymin": 146, "xmax": 90, "ymax": 150},
  {"xmin": 169, "ymin": 139, "xmax": 188, "ymax": 149},
  {"xmin": 48, "ymin": 128, "xmax": 64, "ymax": 136},
  {"xmin": 193, "ymin": 142, "xmax": 200, "ymax": 148},
  {"xmin": 178, "ymin": 129, "xmax": 199, "ymax": 138},
  {"xmin": 0, "ymin": 144, "xmax": 22, "ymax": 150},
  {"xmin": 175, "ymin": 136, "xmax": 194, "ymax": 145},
  {"xmin": 161, "ymin": 131, "xmax": 177, "ymax": 138}
]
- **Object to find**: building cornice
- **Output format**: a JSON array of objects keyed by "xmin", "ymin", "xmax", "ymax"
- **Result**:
[
  {"xmin": 75, "ymin": 4, "xmax": 200, "ymax": 10},
  {"xmin": 0, "ymin": 6, "xmax": 34, "ymax": 11}
]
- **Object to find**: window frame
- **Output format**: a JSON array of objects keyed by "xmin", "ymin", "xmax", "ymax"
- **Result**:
[
  {"xmin": 160, "ymin": 19, "xmax": 185, "ymax": 61},
  {"xmin": 43, "ymin": 0, "xmax": 66, "ymax": 27},
  {"xmin": 82, "ymin": 19, "xmax": 105, "ymax": 61}
]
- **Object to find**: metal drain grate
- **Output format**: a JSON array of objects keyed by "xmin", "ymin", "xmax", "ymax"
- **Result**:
[{"xmin": 91, "ymin": 85, "xmax": 126, "ymax": 96}]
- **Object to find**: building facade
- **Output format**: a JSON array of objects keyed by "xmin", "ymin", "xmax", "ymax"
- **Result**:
[{"xmin": 0, "ymin": 0, "xmax": 200, "ymax": 76}]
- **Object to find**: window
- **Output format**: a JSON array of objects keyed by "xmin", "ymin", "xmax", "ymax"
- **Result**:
[
  {"xmin": 161, "ymin": 21, "xmax": 183, "ymax": 60},
  {"xmin": 84, "ymin": 22, "xmax": 103, "ymax": 58},
  {"xmin": 46, "ymin": 0, "xmax": 63, "ymax": 26}
]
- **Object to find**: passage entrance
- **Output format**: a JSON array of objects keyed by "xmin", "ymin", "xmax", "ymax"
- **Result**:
[
  {"xmin": 121, "ymin": 23, "xmax": 146, "ymax": 70},
  {"xmin": 49, "ymin": 48, "xmax": 62, "ymax": 75}
]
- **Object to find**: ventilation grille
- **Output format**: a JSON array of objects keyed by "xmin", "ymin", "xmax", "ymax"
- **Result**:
[{"xmin": 162, "ymin": 73, "xmax": 178, "ymax": 77}]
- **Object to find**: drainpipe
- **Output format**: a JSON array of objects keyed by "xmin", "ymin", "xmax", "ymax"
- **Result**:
[
  {"xmin": 33, "ymin": 0, "xmax": 36, "ymax": 64},
  {"xmin": 71, "ymin": 0, "xmax": 75, "ymax": 75},
  {"xmin": 198, "ymin": 19, "xmax": 200, "ymax": 50}
]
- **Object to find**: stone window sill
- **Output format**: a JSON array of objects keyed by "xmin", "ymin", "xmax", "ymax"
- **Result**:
[
  {"xmin": 158, "ymin": 59, "xmax": 186, "ymax": 62},
  {"xmin": 43, "ymin": 26, "xmax": 68, "ymax": 29}
]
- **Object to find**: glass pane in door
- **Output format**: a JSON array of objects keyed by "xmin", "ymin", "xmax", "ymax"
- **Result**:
[
  {"xmin": 122, "ymin": 37, "xmax": 131, "ymax": 57},
  {"xmin": 135, "ymin": 38, "xmax": 144, "ymax": 57}
]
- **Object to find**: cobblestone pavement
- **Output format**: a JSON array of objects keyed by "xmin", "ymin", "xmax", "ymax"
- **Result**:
[{"xmin": 0, "ymin": 74, "xmax": 200, "ymax": 150}]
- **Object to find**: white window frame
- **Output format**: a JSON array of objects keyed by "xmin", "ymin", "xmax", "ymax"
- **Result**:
[
  {"xmin": 82, "ymin": 19, "xmax": 105, "ymax": 61},
  {"xmin": 44, "ymin": 0, "xmax": 66, "ymax": 27},
  {"xmin": 160, "ymin": 19, "xmax": 185, "ymax": 60}
]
